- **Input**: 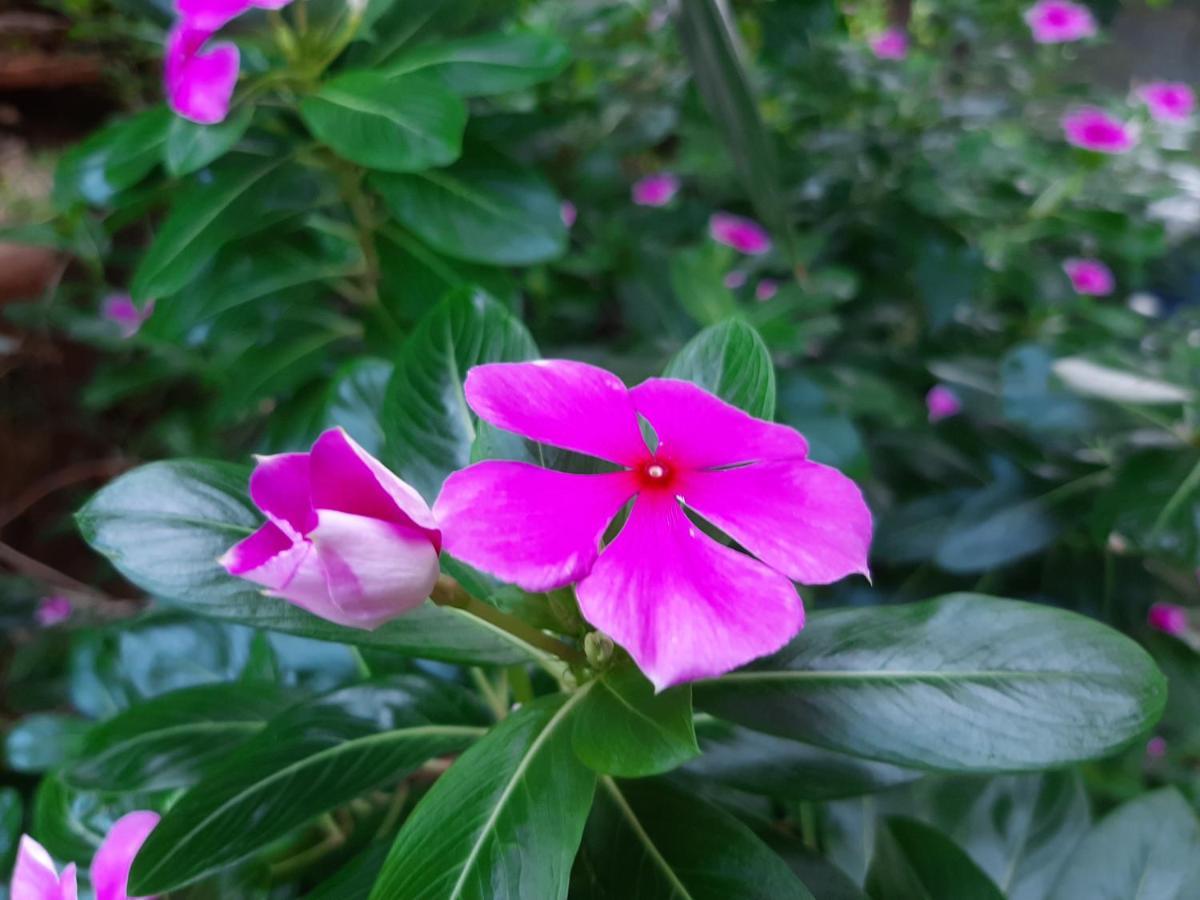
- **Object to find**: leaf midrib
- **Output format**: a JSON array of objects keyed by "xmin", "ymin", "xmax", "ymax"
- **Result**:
[
  {"xmin": 701, "ymin": 668, "xmax": 1135, "ymax": 686},
  {"xmin": 601, "ymin": 777, "xmax": 695, "ymax": 900}
]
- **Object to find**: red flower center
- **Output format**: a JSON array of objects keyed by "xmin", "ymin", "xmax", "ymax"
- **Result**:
[{"xmin": 636, "ymin": 458, "xmax": 676, "ymax": 491}]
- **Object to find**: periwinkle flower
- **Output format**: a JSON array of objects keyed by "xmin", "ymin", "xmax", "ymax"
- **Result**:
[
  {"xmin": 1024, "ymin": 0, "xmax": 1096, "ymax": 44},
  {"xmin": 1063, "ymin": 257, "xmax": 1114, "ymax": 296},
  {"xmin": 1148, "ymin": 602, "xmax": 1188, "ymax": 636},
  {"xmin": 1145, "ymin": 736, "xmax": 1168, "ymax": 759},
  {"xmin": 11, "ymin": 811, "xmax": 160, "ymax": 900},
  {"xmin": 632, "ymin": 173, "xmax": 680, "ymax": 207},
  {"xmin": 220, "ymin": 428, "xmax": 441, "ymax": 630},
  {"xmin": 176, "ymin": 0, "xmax": 292, "ymax": 31},
  {"xmin": 34, "ymin": 595, "xmax": 72, "ymax": 627},
  {"xmin": 926, "ymin": 385, "xmax": 962, "ymax": 423},
  {"xmin": 710, "ymin": 213, "xmax": 772, "ymax": 256},
  {"xmin": 101, "ymin": 294, "xmax": 154, "ymax": 339},
  {"xmin": 1137, "ymin": 82, "xmax": 1195, "ymax": 123},
  {"xmin": 869, "ymin": 27, "xmax": 908, "ymax": 60},
  {"xmin": 1062, "ymin": 107, "xmax": 1137, "ymax": 154},
  {"xmin": 434, "ymin": 361, "xmax": 872, "ymax": 689},
  {"xmin": 754, "ymin": 279, "xmax": 778, "ymax": 301},
  {"xmin": 560, "ymin": 200, "xmax": 577, "ymax": 228},
  {"xmin": 165, "ymin": 24, "xmax": 240, "ymax": 125}
]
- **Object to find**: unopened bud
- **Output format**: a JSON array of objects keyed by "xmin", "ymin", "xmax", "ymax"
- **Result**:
[{"xmin": 584, "ymin": 631, "xmax": 614, "ymax": 668}]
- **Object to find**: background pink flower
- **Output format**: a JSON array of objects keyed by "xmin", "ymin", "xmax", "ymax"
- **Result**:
[
  {"xmin": 1148, "ymin": 602, "xmax": 1188, "ymax": 636},
  {"xmin": 560, "ymin": 200, "xmax": 577, "ymax": 228},
  {"xmin": 710, "ymin": 213, "xmax": 772, "ymax": 255},
  {"xmin": 1024, "ymin": 0, "xmax": 1096, "ymax": 44},
  {"xmin": 1062, "ymin": 107, "xmax": 1137, "ymax": 153},
  {"xmin": 632, "ymin": 173, "xmax": 680, "ymax": 207},
  {"xmin": 10, "ymin": 811, "xmax": 159, "ymax": 900},
  {"xmin": 869, "ymin": 27, "xmax": 908, "ymax": 60},
  {"xmin": 434, "ymin": 360, "xmax": 872, "ymax": 689},
  {"xmin": 1138, "ymin": 82, "xmax": 1195, "ymax": 122},
  {"xmin": 35, "ymin": 595, "xmax": 72, "ymax": 627},
  {"xmin": 165, "ymin": 24, "xmax": 240, "ymax": 125},
  {"xmin": 723, "ymin": 270, "xmax": 747, "ymax": 289},
  {"xmin": 1063, "ymin": 258, "xmax": 1114, "ymax": 296},
  {"xmin": 754, "ymin": 279, "xmax": 778, "ymax": 301},
  {"xmin": 176, "ymin": 0, "xmax": 292, "ymax": 31},
  {"xmin": 101, "ymin": 294, "xmax": 154, "ymax": 338},
  {"xmin": 926, "ymin": 385, "xmax": 962, "ymax": 422}
]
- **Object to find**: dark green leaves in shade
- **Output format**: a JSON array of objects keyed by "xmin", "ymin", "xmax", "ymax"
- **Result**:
[
  {"xmin": 865, "ymin": 817, "xmax": 1005, "ymax": 900},
  {"xmin": 371, "ymin": 146, "xmax": 567, "ymax": 265},
  {"xmin": 63, "ymin": 682, "xmax": 296, "ymax": 792},
  {"xmin": 55, "ymin": 106, "xmax": 171, "ymax": 206},
  {"xmin": 668, "ymin": 246, "xmax": 738, "ymax": 327},
  {"xmin": 76, "ymin": 459, "xmax": 536, "ymax": 664},
  {"xmin": 578, "ymin": 778, "xmax": 813, "ymax": 899},
  {"xmin": 383, "ymin": 31, "xmax": 571, "ymax": 96},
  {"xmin": 1050, "ymin": 789, "xmax": 1200, "ymax": 899},
  {"xmin": 572, "ymin": 667, "xmax": 699, "ymax": 778},
  {"xmin": 163, "ymin": 105, "xmax": 253, "ymax": 177},
  {"xmin": 301, "ymin": 72, "xmax": 466, "ymax": 172},
  {"xmin": 0, "ymin": 788, "xmax": 21, "ymax": 875},
  {"xmin": 382, "ymin": 289, "xmax": 538, "ymax": 500},
  {"xmin": 694, "ymin": 594, "xmax": 1166, "ymax": 772},
  {"xmin": 128, "ymin": 677, "xmax": 486, "ymax": 894},
  {"xmin": 663, "ymin": 319, "xmax": 776, "ymax": 419},
  {"xmin": 32, "ymin": 775, "xmax": 149, "ymax": 862},
  {"xmin": 4, "ymin": 714, "xmax": 88, "ymax": 773},
  {"xmin": 370, "ymin": 694, "xmax": 596, "ymax": 900},
  {"xmin": 326, "ymin": 357, "xmax": 392, "ymax": 457}
]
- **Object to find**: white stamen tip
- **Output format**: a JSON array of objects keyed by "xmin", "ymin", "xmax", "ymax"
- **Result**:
[{"xmin": 647, "ymin": 464, "xmax": 665, "ymax": 479}]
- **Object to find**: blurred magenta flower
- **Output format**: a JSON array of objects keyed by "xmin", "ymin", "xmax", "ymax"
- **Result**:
[
  {"xmin": 220, "ymin": 428, "xmax": 441, "ymax": 630},
  {"xmin": 1138, "ymin": 82, "xmax": 1195, "ymax": 122},
  {"xmin": 723, "ymin": 270, "xmax": 747, "ymax": 289},
  {"xmin": 926, "ymin": 385, "xmax": 962, "ymax": 423},
  {"xmin": 1024, "ymin": 0, "xmax": 1096, "ymax": 44},
  {"xmin": 869, "ymin": 27, "xmax": 908, "ymax": 60},
  {"xmin": 34, "ymin": 595, "xmax": 72, "ymax": 627},
  {"xmin": 754, "ymin": 279, "xmax": 778, "ymax": 301},
  {"xmin": 1063, "ymin": 258, "xmax": 1115, "ymax": 296},
  {"xmin": 101, "ymin": 294, "xmax": 154, "ymax": 339},
  {"xmin": 710, "ymin": 213, "xmax": 772, "ymax": 256},
  {"xmin": 1148, "ymin": 602, "xmax": 1188, "ymax": 636},
  {"xmin": 1145, "ymin": 736, "xmax": 1168, "ymax": 759},
  {"xmin": 165, "ymin": 24, "xmax": 240, "ymax": 124},
  {"xmin": 560, "ymin": 200, "xmax": 577, "ymax": 228},
  {"xmin": 1062, "ymin": 107, "xmax": 1137, "ymax": 153},
  {"xmin": 11, "ymin": 811, "xmax": 159, "ymax": 900},
  {"xmin": 177, "ymin": 0, "xmax": 292, "ymax": 31},
  {"xmin": 435, "ymin": 360, "xmax": 872, "ymax": 689},
  {"xmin": 632, "ymin": 173, "xmax": 680, "ymax": 207}
]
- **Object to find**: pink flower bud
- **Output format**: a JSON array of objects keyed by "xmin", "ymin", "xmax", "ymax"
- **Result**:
[
  {"xmin": 1137, "ymin": 82, "xmax": 1195, "ymax": 123},
  {"xmin": 1145, "ymin": 735, "xmax": 1168, "ymax": 759},
  {"xmin": 709, "ymin": 213, "xmax": 772, "ymax": 255},
  {"xmin": 926, "ymin": 385, "xmax": 962, "ymax": 423},
  {"xmin": 101, "ymin": 294, "xmax": 154, "ymax": 338},
  {"xmin": 723, "ymin": 270, "xmax": 748, "ymax": 289},
  {"xmin": 560, "ymin": 200, "xmax": 577, "ymax": 228},
  {"xmin": 869, "ymin": 27, "xmax": 908, "ymax": 60},
  {"xmin": 754, "ymin": 279, "xmax": 779, "ymax": 301},
  {"xmin": 35, "ymin": 595, "xmax": 72, "ymax": 627},
  {"xmin": 632, "ymin": 173, "xmax": 680, "ymax": 207},
  {"xmin": 1063, "ymin": 258, "xmax": 1114, "ymax": 296},
  {"xmin": 1024, "ymin": 0, "xmax": 1096, "ymax": 44},
  {"xmin": 1062, "ymin": 107, "xmax": 1137, "ymax": 154},
  {"xmin": 165, "ymin": 24, "xmax": 240, "ymax": 125},
  {"xmin": 1148, "ymin": 602, "xmax": 1188, "ymax": 636}
]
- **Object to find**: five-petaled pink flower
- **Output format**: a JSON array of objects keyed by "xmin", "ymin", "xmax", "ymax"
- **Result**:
[
  {"xmin": 869, "ymin": 27, "xmax": 908, "ymax": 60},
  {"xmin": 434, "ymin": 361, "xmax": 872, "ymax": 689},
  {"xmin": 1148, "ymin": 602, "xmax": 1188, "ymax": 636},
  {"xmin": 1062, "ymin": 107, "xmax": 1137, "ymax": 154},
  {"xmin": 35, "ymin": 595, "xmax": 72, "ymax": 627},
  {"xmin": 220, "ymin": 428, "xmax": 441, "ymax": 630},
  {"xmin": 11, "ymin": 811, "xmax": 159, "ymax": 900},
  {"xmin": 1138, "ymin": 82, "xmax": 1195, "ymax": 123},
  {"xmin": 101, "ymin": 294, "xmax": 154, "ymax": 339},
  {"xmin": 926, "ymin": 385, "xmax": 962, "ymax": 423},
  {"xmin": 632, "ymin": 173, "xmax": 681, "ymax": 207},
  {"xmin": 165, "ymin": 24, "xmax": 240, "ymax": 125},
  {"xmin": 710, "ymin": 213, "xmax": 772, "ymax": 256},
  {"xmin": 1024, "ymin": 0, "xmax": 1096, "ymax": 44},
  {"xmin": 1063, "ymin": 257, "xmax": 1114, "ymax": 296}
]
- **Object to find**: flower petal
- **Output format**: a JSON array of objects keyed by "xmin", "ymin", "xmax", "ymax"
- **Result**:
[
  {"xmin": 308, "ymin": 510, "xmax": 440, "ymax": 629},
  {"xmin": 309, "ymin": 428, "xmax": 439, "ymax": 541},
  {"xmin": 465, "ymin": 361, "xmax": 649, "ymax": 466},
  {"xmin": 435, "ymin": 462, "xmax": 634, "ymax": 592},
  {"xmin": 91, "ymin": 811, "xmax": 160, "ymax": 900},
  {"xmin": 631, "ymin": 378, "xmax": 808, "ymax": 469},
  {"xmin": 576, "ymin": 493, "xmax": 803, "ymax": 690},
  {"xmin": 678, "ymin": 460, "xmax": 872, "ymax": 585},
  {"xmin": 165, "ymin": 26, "xmax": 239, "ymax": 126},
  {"xmin": 11, "ymin": 836, "xmax": 65, "ymax": 900},
  {"xmin": 248, "ymin": 453, "xmax": 315, "ymax": 537},
  {"xmin": 219, "ymin": 521, "xmax": 296, "ymax": 581}
]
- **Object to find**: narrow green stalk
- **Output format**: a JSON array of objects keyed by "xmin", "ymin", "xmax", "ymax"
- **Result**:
[{"xmin": 1149, "ymin": 456, "xmax": 1200, "ymax": 541}]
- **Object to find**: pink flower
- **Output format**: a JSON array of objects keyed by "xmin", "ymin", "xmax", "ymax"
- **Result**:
[
  {"xmin": 101, "ymin": 294, "xmax": 154, "ymax": 339},
  {"xmin": 1148, "ymin": 602, "xmax": 1188, "ymax": 636},
  {"xmin": 35, "ymin": 595, "xmax": 72, "ymax": 627},
  {"xmin": 926, "ymin": 385, "xmax": 962, "ymax": 423},
  {"xmin": 165, "ymin": 24, "xmax": 240, "ymax": 125},
  {"xmin": 1145, "ymin": 735, "xmax": 1168, "ymax": 759},
  {"xmin": 710, "ymin": 213, "xmax": 772, "ymax": 256},
  {"xmin": 11, "ymin": 811, "xmax": 159, "ymax": 900},
  {"xmin": 1024, "ymin": 1, "xmax": 1096, "ymax": 44},
  {"xmin": 1138, "ymin": 82, "xmax": 1195, "ymax": 123},
  {"xmin": 632, "ymin": 173, "xmax": 680, "ymax": 207},
  {"xmin": 220, "ymin": 428, "xmax": 441, "ymax": 630},
  {"xmin": 1061, "ymin": 107, "xmax": 1137, "ymax": 154},
  {"xmin": 560, "ymin": 200, "xmax": 577, "ymax": 228},
  {"xmin": 1063, "ymin": 258, "xmax": 1115, "ymax": 296},
  {"xmin": 434, "ymin": 361, "xmax": 872, "ymax": 689},
  {"xmin": 754, "ymin": 279, "xmax": 778, "ymax": 301},
  {"xmin": 869, "ymin": 27, "xmax": 908, "ymax": 60},
  {"xmin": 723, "ymin": 270, "xmax": 747, "ymax": 290},
  {"xmin": 176, "ymin": 0, "xmax": 292, "ymax": 32}
]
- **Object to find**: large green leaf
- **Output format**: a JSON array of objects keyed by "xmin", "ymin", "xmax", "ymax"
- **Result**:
[
  {"xmin": 55, "ymin": 106, "xmax": 171, "ymax": 206},
  {"xmin": 370, "ymin": 693, "xmax": 596, "ymax": 900},
  {"xmin": 371, "ymin": 146, "xmax": 567, "ymax": 265},
  {"xmin": 865, "ymin": 817, "xmax": 1005, "ymax": 900},
  {"xmin": 572, "ymin": 667, "xmax": 699, "ymax": 778},
  {"xmin": 577, "ymin": 777, "xmax": 813, "ymax": 899},
  {"xmin": 1050, "ymin": 789, "xmax": 1200, "ymax": 899},
  {"xmin": 663, "ymin": 319, "xmax": 776, "ymax": 419},
  {"xmin": 694, "ymin": 594, "xmax": 1165, "ymax": 772},
  {"xmin": 76, "ymin": 459, "xmax": 538, "ymax": 664},
  {"xmin": 382, "ymin": 289, "xmax": 538, "ymax": 500},
  {"xmin": 129, "ymin": 677, "xmax": 486, "ymax": 894},
  {"xmin": 31, "ymin": 775, "xmax": 150, "ymax": 863},
  {"xmin": 63, "ymin": 682, "xmax": 297, "ymax": 792},
  {"xmin": 301, "ymin": 71, "xmax": 466, "ymax": 172},
  {"xmin": 163, "ymin": 106, "xmax": 254, "ymax": 177},
  {"xmin": 383, "ymin": 31, "xmax": 570, "ymax": 96}
]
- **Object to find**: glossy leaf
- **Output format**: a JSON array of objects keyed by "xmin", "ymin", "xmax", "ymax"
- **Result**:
[
  {"xmin": 663, "ymin": 319, "xmax": 776, "ymax": 419},
  {"xmin": 129, "ymin": 677, "xmax": 487, "ymax": 893},
  {"xmin": 669, "ymin": 245, "xmax": 738, "ymax": 326},
  {"xmin": 865, "ymin": 817, "xmax": 1005, "ymax": 900},
  {"xmin": 383, "ymin": 31, "xmax": 571, "ymax": 96},
  {"xmin": 694, "ymin": 594, "xmax": 1166, "ymax": 772},
  {"xmin": 31, "ymin": 775, "xmax": 150, "ymax": 862},
  {"xmin": 326, "ymin": 357, "xmax": 392, "ymax": 456},
  {"xmin": 572, "ymin": 667, "xmax": 699, "ymax": 778},
  {"xmin": 163, "ymin": 106, "xmax": 254, "ymax": 177},
  {"xmin": 765, "ymin": 834, "xmax": 869, "ymax": 900},
  {"xmin": 1053, "ymin": 357, "xmax": 1192, "ymax": 405},
  {"xmin": 307, "ymin": 843, "xmax": 389, "ymax": 900},
  {"xmin": 370, "ymin": 694, "xmax": 596, "ymax": 900},
  {"xmin": 4, "ymin": 714, "xmax": 88, "ymax": 773},
  {"xmin": 55, "ymin": 106, "xmax": 171, "ymax": 206}
]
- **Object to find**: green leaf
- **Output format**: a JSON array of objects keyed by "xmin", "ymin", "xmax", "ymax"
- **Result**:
[
  {"xmin": 668, "ymin": 245, "xmax": 738, "ymax": 327},
  {"xmin": 76, "ymin": 459, "xmax": 539, "ymax": 664},
  {"xmin": 383, "ymin": 31, "xmax": 570, "ymax": 96},
  {"xmin": 63, "ymin": 682, "xmax": 296, "ymax": 792},
  {"xmin": 0, "ymin": 787, "xmax": 21, "ymax": 875},
  {"xmin": 370, "ymin": 693, "xmax": 596, "ymax": 900},
  {"xmin": 764, "ymin": 834, "xmax": 870, "ymax": 900},
  {"xmin": 129, "ymin": 677, "xmax": 486, "ymax": 894},
  {"xmin": 163, "ymin": 106, "xmax": 254, "ymax": 177},
  {"xmin": 694, "ymin": 594, "xmax": 1166, "ymax": 772},
  {"xmin": 934, "ymin": 492, "xmax": 1060, "ymax": 574},
  {"xmin": 1051, "ymin": 789, "xmax": 1200, "ymax": 899},
  {"xmin": 301, "ymin": 72, "xmax": 466, "ymax": 172},
  {"xmin": 865, "ymin": 817, "xmax": 1005, "ymax": 900},
  {"xmin": 915, "ymin": 238, "xmax": 981, "ymax": 331},
  {"xmin": 326, "ymin": 357, "xmax": 392, "ymax": 457},
  {"xmin": 572, "ymin": 667, "xmax": 699, "ymax": 778},
  {"xmin": 55, "ymin": 106, "xmax": 171, "ymax": 206},
  {"xmin": 307, "ymin": 843, "xmax": 390, "ymax": 900},
  {"xmin": 371, "ymin": 146, "xmax": 567, "ymax": 265},
  {"xmin": 31, "ymin": 775, "xmax": 150, "ymax": 862},
  {"xmin": 578, "ymin": 777, "xmax": 813, "ymax": 899},
  {"xmin": 663, "ymin": 319, "xmax": 776, "ymax": 419},
  {"xmin": 382, "ymin": 289, "xmax": 538, "ymax": 500},
  {"xmin": 4, "ymin": 714, "xmax": 88, "ymax": 773}
]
